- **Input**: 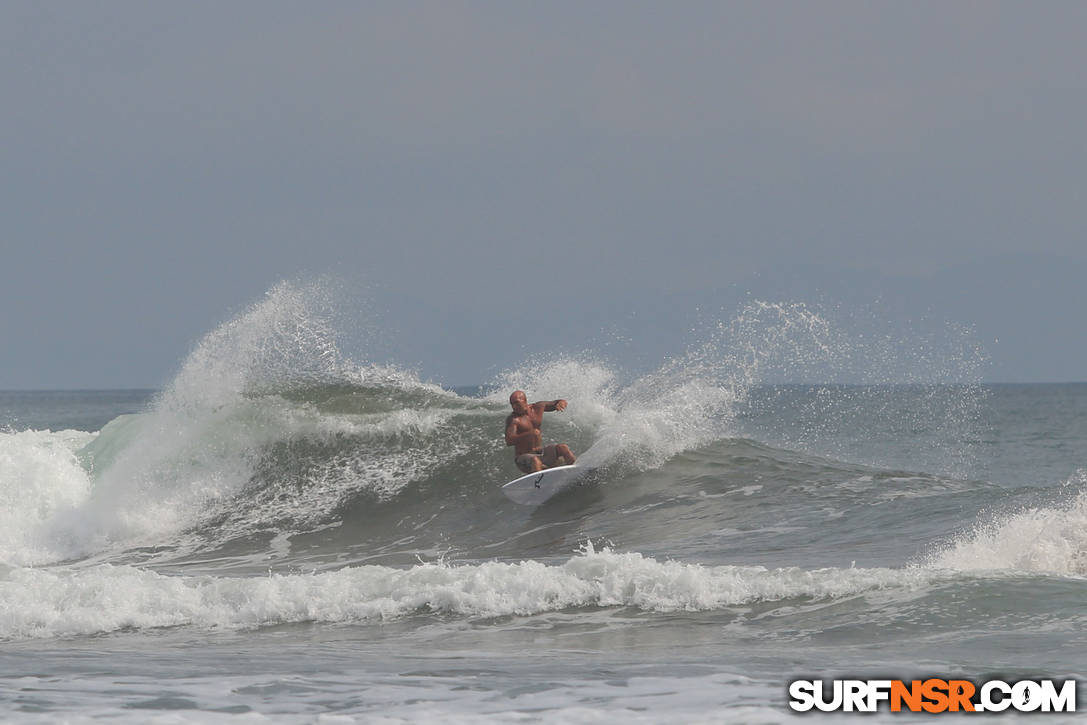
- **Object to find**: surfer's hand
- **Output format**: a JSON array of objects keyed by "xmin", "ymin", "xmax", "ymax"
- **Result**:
[{"xmin": 555, "ymin": 400, "xmax": 567, "ymax": 412}]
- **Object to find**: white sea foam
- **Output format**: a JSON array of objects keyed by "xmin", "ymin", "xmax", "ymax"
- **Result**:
[
  {"xmin": 923, "ymin": 471, "xmax": 1087, "ymax": 576},
  {"xmin": 0, "ymin": 428, "xmax": 96, "ymax": 565},
  {"xmin": 0, "ymin": 545, "xmax": 936, "ymax": 641}
]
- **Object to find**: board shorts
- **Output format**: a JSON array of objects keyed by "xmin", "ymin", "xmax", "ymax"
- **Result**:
[{"xmin": 515, "ymin": 445, "xmax": 564, "ymax": 473}]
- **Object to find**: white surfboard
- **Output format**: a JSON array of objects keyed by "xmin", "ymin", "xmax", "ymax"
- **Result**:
[{"xmin": 500, "ymin": 464, "xmax": 593, "ymax": 505}]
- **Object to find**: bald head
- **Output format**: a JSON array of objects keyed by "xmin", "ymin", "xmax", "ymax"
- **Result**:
[{"xmin": 509, "ymin": 390, "xmax": 529, "ymax": 414}]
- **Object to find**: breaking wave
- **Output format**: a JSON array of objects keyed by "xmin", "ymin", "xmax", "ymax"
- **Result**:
[{"xmin": 0, "ymin": 544, "xmax": 939, "ymax": 641}]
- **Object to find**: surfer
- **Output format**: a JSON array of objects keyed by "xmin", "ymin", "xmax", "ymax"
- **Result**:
[{"xmin": 505, "ymin": 390, "xmax": 577, "ymax": 473}]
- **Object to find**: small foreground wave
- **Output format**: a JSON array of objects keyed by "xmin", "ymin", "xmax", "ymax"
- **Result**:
[{"xmin": 0, "ymin": 545, "xmax": 938, "ymax": 641}]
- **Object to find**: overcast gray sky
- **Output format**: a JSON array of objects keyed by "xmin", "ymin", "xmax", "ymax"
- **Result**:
[{"xmin": 3, "ymin": 1, "xmax": 1086, "ymax": 388}]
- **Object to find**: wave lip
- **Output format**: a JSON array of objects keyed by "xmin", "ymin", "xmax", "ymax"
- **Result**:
[
  {"xmin": 0, "ymin": 282, "xmax": 472, "ymax": 568},
  {"xmin": 0, "ymin": 546, "xmax": 937, "ymax": 641}
]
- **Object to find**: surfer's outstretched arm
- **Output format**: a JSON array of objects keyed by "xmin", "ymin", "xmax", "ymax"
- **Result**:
[{"xmin": 535, "ymin": 399, "xmax": 567, "ymax": 412}]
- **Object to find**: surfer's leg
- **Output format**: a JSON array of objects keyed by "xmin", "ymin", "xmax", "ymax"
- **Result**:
[
  {"xmin": 539, "ymin": 445, "xmax": 559, "ymax": 468},
  {"xmin": 545, "ymin": 444, "xmax": 575, "ymax": 467},
  {"xmin": 516, "ymin": 453, "xmax": 545, "ymax": 473}
]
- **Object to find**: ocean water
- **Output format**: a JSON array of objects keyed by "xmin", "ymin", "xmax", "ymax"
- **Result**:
[{"xmin": 2, "ymin": 283, "xmax": 1085, "ymax": 723}]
